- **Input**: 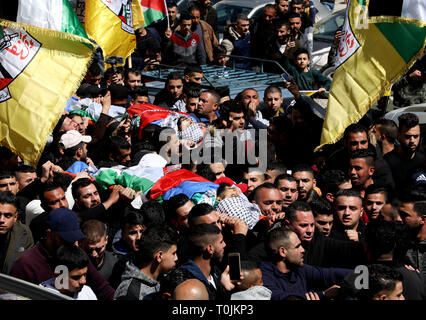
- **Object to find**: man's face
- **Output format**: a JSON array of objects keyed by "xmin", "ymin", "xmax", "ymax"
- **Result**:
[
  {"xmin": 349, "ymin": 158, "xmax": 374, "ymax": 187},
  {"xmin": 42, "ymin": 188, "xmax": 69, "ymax": 211},
  {"xmin": 0, "ymin": 177, "xmax": 19, "ymax": 195},
  {"xmin": 289, "ymin": 17, "xmax": 302, "ymax": 33},
  {"xmin": 125, "ymin": 73, "xmax": 142, "ymax": 91},
  {"xmin": 185, "ymin": 72, "xmax": 203, "ymax": 85},
  {"xmin": 210, "ymin": 162, "xmax": 226, "ymax": 180},
  {"xmin": 263, "ymin": 8, "xmax": 276, "ymax": 23},
  {"xmin": 179, "ymin": 19, "xmax": 192, "ymax": 37},
  {"xmin": 292, "ymin": 171, "xmax": 316, "ymax": 200},
  {"xmin": 264, "ymin": 91, "xmax": 283, "ymax": 113},
  {"xmin": 15, "ymin": 171, "xmax": 37, "ymax": 190},
  {"xmin": 193, "ymin": 211, "xmax": 223, "ymax": 231},
  {"xmin": 166, "ymin": 79, "xmax": 183, "ymax": 100},
  {"xmin": 81, "ymin": 236, "xmax": 108, "ymax": 267},
  {"xmin": 159, "ymin": 244, "xmax": 178, "ymax": 274},
  {"xmin": 399, "ymin": 202, "xmax": 421, "ymax": 229},
  {"xmin": 346, "ymin": 131, "xmax": 368, "ymax": 151},
  {"xmin": 334, "ymin": 196, "xmax": 363, "ymax": 230},
  {"xmin": 296, "ymin": 53, "xmax": 310, "ymax": 70},
  {"xmin": 242, "ymin": 171, "xmax": 265, "ymax": 196},
  {"xmin": 0, "ymin": 203, "xmax": 17, "ymax": 235},
  {"xmin": 122, "ymin": 224, "xmax": 145, "ymax": 252},
  {"xmin": 276, "ymin": 25, "xmax": 289, "ymax": 42},
  {"xmin": 314, "ymin": 214, "xmax": 333, "ymax": 237},
  {"xmin": 62, "ymin": 267, "xmax": 88, "ymax": 295},
  {"xmin": 174, "ymin": 201, "xmax": 194, "ymax": 230},
  {"xmin": 285, "ymin": 232, "xmax": 305, "ymax": 267},
  {"xmin": 380, "ymin": 281, "xmax": 405, "ymax": 300},
  {"xmin": 276, "ymin": 179, "xmax": 298, "ymax": 208},
  {"xmin": 197, "ymin": 92, "xmax": 217, "ymax": 116},
  {"xmin": 61, "ymin": 117, "xmax": 78, "ymax": 132},
  {"xmin": 218, "ymin": 186, "xmax": 239, "ymax": 200},
  {"xmin": 229, "ymin": 111, "xmax": 245, "ymax": 131},
  {"xmin": 115, "ymin": 147, "xmax": 132, "ymax": 166},
  {"xmin": 288, "ymin": 210, "xmax": 315, "ymax": 242},
  {"xmin": 255, "ymin": 187, "xmax": 283, "ymax": 217},
  {"xmin": 398, "ymin": 125, "xmax": 420, "ymax": 155},
  {"xmin": 131, "ymin": 95, "xmax": 149, "ymax": 105},
  {"xmin": 212, "ymin": 232, "xmax": 226, "ymax": 263},
  {"xmin": 168, "ymin": 6, "xmax": 178, "ymax": 21},
  {"xmin": 277, "ymin": 0, "xmax": 289, "ymax": 14},
  {"xmin": 241, "ymin": 89, "xmax": 260, "ymax": 110},
  {"xmin": 76, "ymin": 184, "xmax": 101, "ymax": 209},
  {"xmin": 235, "ymin": 19, "xmax": 250, "ymax": 36},
  {"xmin": 71, "ymin": 115, "xmax": 85, "ymax": 135},
  {"xmin": 185, "ymin": 97, "xmax": 199, "ymax": 113},
  {"xmin": 364, "ymin": 192, "xmax": 386, "ymax": 220},
  {"xmin": 86, "ymin": 73, "xmax": 102, "ymax": 86},
  {"xmin": 291, "ymin": 4, "xmax": 303, "ymax": 14},
  {"xmin": 190, "ymin": 9, "xmax": 201, "ymax": 26},
  {"xmin": 290, "ymin": 109, "xmax": 308, "ymax": 129}
]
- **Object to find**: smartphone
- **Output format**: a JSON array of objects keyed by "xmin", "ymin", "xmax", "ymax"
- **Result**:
[
  {"xmin": 281, "ymin": 72, "xmax": 291, "ymax": 82},
  {"xmin": 228, "ymin": 252, "xmax": 241, "ymax": 281}
]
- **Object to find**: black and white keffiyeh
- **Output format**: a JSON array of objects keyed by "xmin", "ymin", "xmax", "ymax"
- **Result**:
[{"xmin": 216, "ymin": 196, "xmax": 260, "ymax": 230}]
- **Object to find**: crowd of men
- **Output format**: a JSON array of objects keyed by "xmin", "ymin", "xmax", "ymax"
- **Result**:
[{"xmin": 0, "ymin": 0, "xmax": 425, "ymax": 301}]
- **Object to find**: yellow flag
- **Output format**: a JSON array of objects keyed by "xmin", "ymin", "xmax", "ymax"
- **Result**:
[
  {"xmin": 132, "ymin": 0, "xmax": 146, "ymax": 31},
  {"xmin": 85, "ymin": 0, "xmax": 138, "ymax": 61},
  {"xmin": 316, "ymin": 0, "xmax": 426, "ymax": 152},
  {"xmin": 0, "ymin": 19, "xmax": 94, "ymax": 166}
]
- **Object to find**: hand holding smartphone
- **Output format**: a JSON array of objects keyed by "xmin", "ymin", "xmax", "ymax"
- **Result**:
[{"xmin": 228, "ymin": 252, "xmax": 241, "ymax": 281}]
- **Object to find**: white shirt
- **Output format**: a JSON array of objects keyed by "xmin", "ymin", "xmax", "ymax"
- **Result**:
[{"xmin": 40, "ymin": 278, "xmax": 97, "ymax": 300}]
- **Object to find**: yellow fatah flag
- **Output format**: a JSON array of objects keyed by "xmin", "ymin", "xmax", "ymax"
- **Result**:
[
  {"xmin": 85, "ymin": 0, "xmax": 140, "ymax": 61},
  {"xmin": 0, "ymin": 19, "xmax": 94, "ymax": 166},
  {"xmin": 316, "ymin": 0, "xmax": 426, "ymax": 151},
  {"xmin": 132, "ymin": 0, "xmax": 146, "ymax": 30}
]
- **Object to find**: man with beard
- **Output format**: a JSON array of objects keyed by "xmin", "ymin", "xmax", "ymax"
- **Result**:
[
  {"xmin": 384, "ymin": 113, "xmax": 425, "ymax": 195},
  {"xmin": 259, "ymin": 228, "xmax": 352, "ymax": 300},
  {"xmin": 292, "ymin": 164, "xmax": 320, "ymax": 202},
  {"xmin": 71, "ymin": 177, "xmax": 136, "ymax": 246},
  {"xmin": 153, "ymin": 72, "xmax": 184, "ymax": 109},
  {"xmin": 398, "ymin": 186, "xmax": 426, "ymax": 280},
  {"xmin": 80, "ymin": 220, "xmax": 118, "ymax": 283},
  {"xmin": 58, "ymin": 130, "xmax": 94, "ymax": 170},
  {"xmin": 189, "ymin": 3, "xmax": 218, "ymax": 64},
  {"xmin": 348, "ymin": 148, "xmax": 376, "ymax": 198},
  {"xmin": 176, "ymin": 223, "xmax": 232, "ymax": 300},
  {"xmin": 251, "ymin": 4, "xmax": 277, "ymax": 60}
]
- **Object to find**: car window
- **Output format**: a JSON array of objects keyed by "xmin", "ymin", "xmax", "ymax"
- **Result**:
[
  {"xmin": 216, "ymin": 4, "xmax": 253, "ymax": 33},
  {"xmin": 313, "ymin": 11, "xmax": 345, "ymax": 42}
]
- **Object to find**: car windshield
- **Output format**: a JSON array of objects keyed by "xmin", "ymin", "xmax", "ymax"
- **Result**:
[
  {"xmin": 313, "ymin": 11, "xmax": 345, "ymax": 42},
  {"xmin": 216, "ymin": 4, "xmax": 253, "ymax": 33}
]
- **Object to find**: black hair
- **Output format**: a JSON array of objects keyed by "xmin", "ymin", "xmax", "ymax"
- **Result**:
[
  {"xmin": 140, "ymin": 200, "xmax": 166, "ymax": 228},
  {"xmin": 165, "ymin": 193, "xmax": 191, "ymax": 222},
  {"xmin": 187, "ymin": 223, "xmax": 221, "ymax": 258},
  {"xmin": 364, "ymin": 184, "xmax": 389, "ymax": 203},
  {"xmin": 38, "ymin": 182, "xmax": 64, "ymax": 203},
  {"xmin": 343, "ymin": 123, "xmax": 368, "ymax": 141},
  {"xmin": 310, "ymin": 197, "xmax": 332, "ymax": 217},
  {"xmin": 179, "ymin": 11, "xmax": 193, "ymax": 23},
  {"xmin": 107, "ymin": 135, "xmax": 131, "ymax": 157},
  {"xmin": 188, "ymin": 203, "xmax": 215, "ymax": 227},
  {"xmin": 0, "ymin": 191, "xmax": 17, "ymax": 208},
  {"xmin": 120, "ymin": 208, "xmax": 145, "ymax": 231},
  {"xmin": 0, "ymin": 168, "xmax": 15, "ymax": 180},
  {"xmin": 183, "ymin": 84, "xmax": 202, "ymax": 98},
  {"xmin": 184, "ymin": 65, "xmax": 203, "ymax": 76},
  {"xmin": 14, "ymin": 164, "xmax": 36, "ymax": 175},
  {"xmin": 398, "ymin": 112, "xmax": 419, "ymax": 131},
  {"xmin": 317, "ymin": 170, "xmax": 349, "ymax": 196},
  {"xmin": 196, "ymin": 163, "xmax": 217, "ymax": 182},
  {"xmin": 274, "ymin": 18, "xmax": 290, "ymax": 30},
  {"xmin": 374, "ymin": 118, "xmax": 398, "ymax": 143},
  {"xmin": 359, "ymin": 264, "xmax": 403, "ymax": 300},
  {"xmin": 71, "ymin": 177, "xmax": 97, "ymax": 199},
  {"xmin": 291, "ymin": 164, "xmax": 314, "ymax": 175},
  {"xmin": 252, "ymin": 182, "xmax": 278, "ymax": 201},
  {"xmin": 335, "ymin": 188, "xmax": 363, "ymax": 201},
  {"xmin": 166, "ymin": 71, "xmax": 183, "ymax": 82},
  {"xmin": 55, "ymin": 244, "xmax": 89, "ymax": 271},
  {"xmin": 133, "ymin": 224, "xmax": 178, "ymax": 268},
  {"xmin": 274, "ymin": 173, "xmax": 296, "ymax": 186},
  {"xmin": 294, "ymin": 47, "xmax": 310, "ymax": 59},
  {"xmin": 131, "ymin": 86, "xmax": 149, "ymax": 99},
  {"xmin": 285, "ymin": 201, "xmax": 312, "ymax": 223},
  {"xmin": 349, "ymin": 148, "xmax": 376, "ymax": 165},
  {"xmin": 52, "ymin": 173, "xmax": 74, "ymax": 193},
  {"xmin": 125, "ymin": 68, "xmax": 141, "ymax": 80}
]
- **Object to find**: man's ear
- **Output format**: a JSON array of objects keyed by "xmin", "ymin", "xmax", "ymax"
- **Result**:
[
  {"xmin": 325, "ymin": 192, "xmax": 334, "ymax": 204},
  {"xmin": 368, "ymin": 166, "xmax": 375, "ymax": 177},
  {"xmin": 279, "ymin": 246, "xmax": 287, "ymax": 259},
  {"xmin": 312, "ymin": 179, "xmax": 317, "ymax": 188},
  {"xmin": 206, "ymin": 243, "xmax": 214, "ymax": 255},
  {"xmin": 155, "ymin": 250, "xmax": 163, "ymax": 264},
  {"xmin": 420, "ymin": 214, "xmax": 426, "ymax": 225}
]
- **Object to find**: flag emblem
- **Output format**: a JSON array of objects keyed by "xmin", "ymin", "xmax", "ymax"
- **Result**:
[
  {"xmin": 101, "ymin": 0, "xmax": 134, "ymax": 34},
  {"xmin": 0, "ymin": 26, "xmax": 41, "ymax": 102}
]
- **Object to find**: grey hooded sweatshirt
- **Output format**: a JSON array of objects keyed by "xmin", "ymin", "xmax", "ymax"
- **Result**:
[
  {"xmin": 230, "ymin": 285, "xmax": 272, "ymax": 300},
  {"xmin": 113, "ymin": 261, "xmax": 160, "ymax": 300}
]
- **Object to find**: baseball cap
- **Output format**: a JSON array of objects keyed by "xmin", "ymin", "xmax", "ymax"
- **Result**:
[
  {"xmin": 59, "ymin": 130, "xmax": 92, "ymax": 149},
  {"xmin": 47, "ymin": 207, "xmax": 86, "ymax": 243}
]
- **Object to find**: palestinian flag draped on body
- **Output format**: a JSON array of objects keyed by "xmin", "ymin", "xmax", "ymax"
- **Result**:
[
  {"xmin": 85, "ymin": 0, "xmax": 144, "ymax": 61},
  {"xmin": 0, "ymin": 19, "xmax": 94, "ymax": 166},
  {"xmin": 141, "ymin": 0, "xmax": 168, "ymax": 26},
  {"xmin": 316, "ymin": 0, "xmax": 426, "ymax": 151}
]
